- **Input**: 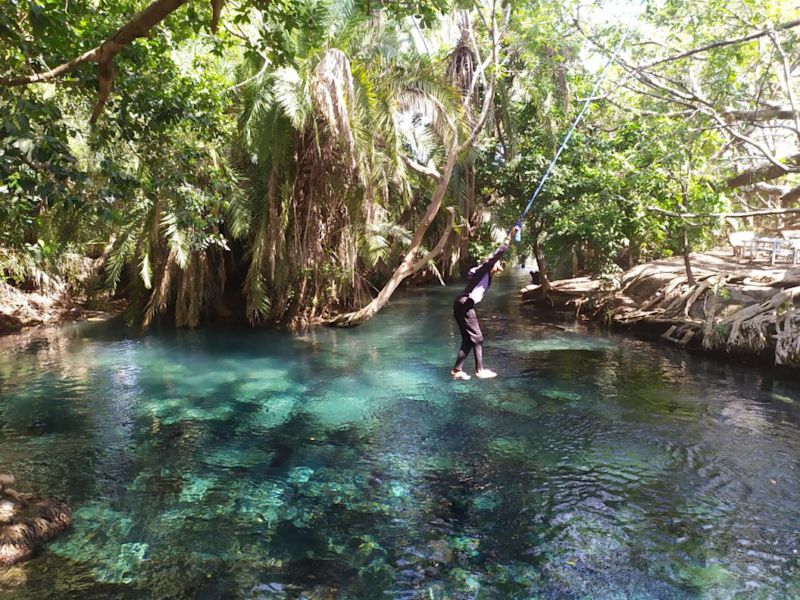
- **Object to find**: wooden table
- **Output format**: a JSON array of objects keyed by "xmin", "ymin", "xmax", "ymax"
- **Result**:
[{"xmin": 750, "ymin": 236, "xmax": 799, "ymax": 265}]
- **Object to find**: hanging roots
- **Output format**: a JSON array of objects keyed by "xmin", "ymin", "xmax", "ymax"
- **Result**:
[
  {"xmin": 0, "ymin": 475, "xmax": 71, "ymax": 566},
  {"xmin": 531, "ymin": 264, "xmax": 800, "ymax": 367}
]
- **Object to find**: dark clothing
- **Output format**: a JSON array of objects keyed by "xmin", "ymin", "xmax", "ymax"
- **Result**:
[
  {"xmin": 461, "ymin": 243, "xmax": 508, "ymax": 302},
  {"xmin": 454, "ymin": 295, "xmax": 482, "ymax": 344},
  {"xmin": 453, "ymin": 295, "xmax": 483, "ymax": 371},
  {"xmin": 452, "ymin": 242, "xmax": 508, "ymax": 372}
]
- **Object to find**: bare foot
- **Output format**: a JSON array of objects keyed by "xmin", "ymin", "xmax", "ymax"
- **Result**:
[
  {"xmin": 475, "ymin": 369, "xmax": 497, "ymax": 379},
  {"xmin": 451, "ymin": 370, "xmax": 471, "ymax": 381}
]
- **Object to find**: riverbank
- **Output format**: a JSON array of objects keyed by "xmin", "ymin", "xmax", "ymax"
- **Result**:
[
  {"xmin": 0, "ymin": 281, "xmax": 123, "ymax": 336},
  {"xmin": 521, "ymin": 251, "xmax": 800, "ymax": 368}
]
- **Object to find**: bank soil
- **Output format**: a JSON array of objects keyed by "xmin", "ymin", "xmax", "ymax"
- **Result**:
[{"xmin": 0, "ymin": 281, "xmax": 122, "ymax": 337}]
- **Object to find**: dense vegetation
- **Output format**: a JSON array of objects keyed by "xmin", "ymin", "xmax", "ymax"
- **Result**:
[{"xmin": 1, "ymin": 0, "xmax": 798, "ymax": 329}]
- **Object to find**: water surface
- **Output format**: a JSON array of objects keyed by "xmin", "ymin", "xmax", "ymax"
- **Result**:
[{"xmin": 1, "ymin": 271, "xmax": 799, "ymax": 598}]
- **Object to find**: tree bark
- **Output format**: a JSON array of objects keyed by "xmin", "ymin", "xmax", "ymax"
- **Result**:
[
  {"xmin": 682, "ymin": 228, "xmax": 695, "ymax": 287},
  {"xmin": 723, "ymin": 106, "xmax": 800, "ymax": 122},
  {"xmin": 780, "ymin": 184, "xmax": 800, "ymax": 206},
  {"xmin": 726, "ymin": 153, "xmax": 800, "ymax": 188},
  {"xmin": 571, "ymin": 246, "xmax": 578, "ymax": 277},
  {"xmin": 327, "ymin": 204, "xmax": 457, "ymax": 326},
  {"xmin": 531, "ymin": 233, "xmax": 551, "ymax": 291}
]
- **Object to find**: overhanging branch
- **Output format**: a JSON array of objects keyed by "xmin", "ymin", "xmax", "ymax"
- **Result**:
[
  {"xmin": 636, "ymin": 18, "xmax": 800, "ymax": 71},
  {"xmin": 0, "ymin": 0, "xmax": 228, "ymax": 122},
  {"xmin": 723, "ymin": 106, "xmax": 800, "ymax": 122},
  {"xmin": 647, "ymin": 206, "xmax": 800, "ymax": 219},
  {"xmin": 402, "ymin": 156, "xmax": 441, "ymax": 180},
  {"xmin": 0, "ymin": 0, "xmax": 191, "ymax": 87},
  {"xmin": 726, "ymin": 153, "xmax": 800, "ymax": 188},
  {"xmin": 781, "ymin": 184, "xmax": 800, "ymax": 205}
]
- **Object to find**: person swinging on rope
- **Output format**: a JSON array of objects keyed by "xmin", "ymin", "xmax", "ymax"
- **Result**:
[
  {"xmin": 449, "ymin": 8, "xmax": 628, "ymax": 381},
  {"xmin": 451, "ymin": 224, "xmax": 520, "ymax": 380}
]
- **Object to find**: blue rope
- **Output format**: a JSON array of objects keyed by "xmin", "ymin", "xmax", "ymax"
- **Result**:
[{"xmin": 515, "ymin": 29, "xmax": 633, "ymax": 230}]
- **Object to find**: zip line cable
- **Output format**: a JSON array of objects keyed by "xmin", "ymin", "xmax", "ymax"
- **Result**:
[{"xmin": 514, "ymin": 28, "xmax": 634, "ymax": 230}]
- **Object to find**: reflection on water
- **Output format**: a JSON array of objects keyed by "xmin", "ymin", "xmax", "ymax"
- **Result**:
[{"xmin": 0, "ymin": 271, "xmax": 799, "ymax": 598}]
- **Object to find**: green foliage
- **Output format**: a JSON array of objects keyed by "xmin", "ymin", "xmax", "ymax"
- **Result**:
[
  {"xmin": 233, "ymin": 0, "xmax": 464, "ymax": 326},
  {"xmin": 1, "ymin": 0, "xmax": 798, "ymax": 325}
]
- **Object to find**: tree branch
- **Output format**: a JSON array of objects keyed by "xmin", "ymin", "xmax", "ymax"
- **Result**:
[
  {"xmin": 402, "ymin": 155, "xmax": 441, "ymax": 180},
  {"xmin": 766, "ymin": 27, "xmax": 800, "ymax": 144},
  {"xmin": 635, "ymin": 18, "xmax": 800, "ymax": 71},
  {"xmin": 0, "ymin": 46, "xmax": 102, "ymax": 86},
  {"xmin": 632, "ymin": 69, "xmax": 796, "ymax": 171},
  {"xmin": 90, "ymin": 61, "xmax": 118, "ymax": 124},
  {"xmin": 1, "ymin": 0, "xmax": 191, "ymax": 87},
  {"xmin": 408, "ymin": 207, "xmax": 455, "ymax": 274},
  {"xmin": 723, "ymin": 106, "xmax": 800, "ymax": 122},
  {"xmin": 780, "ymin": 184, "xmax": 800, "ymax": 205},
  {"xmin": 744, "ymin": 183, "xmax": 788, "ymax": 196},
  {"xmin": 210, "ymin": 0, "xmax": 225, "ymax": 33},
  {"xmin": 457, "ymin": 0, "xmax": 498, "ymax": 155},
  {"xmin": 726, "ymin": 152, "xmax": 800, "ymax": 188},
  {"xmin": 0, "ymin": 0, "xmax": 230, "ymax": 121},
  {"xmin": 647, "ymin": 206, "xmax": 800, "ymax": 219}
]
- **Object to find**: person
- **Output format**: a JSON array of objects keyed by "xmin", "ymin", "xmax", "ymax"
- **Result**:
[{"xmin": 451, "ymin": 225, "xmax": 520, "ymax": 380}]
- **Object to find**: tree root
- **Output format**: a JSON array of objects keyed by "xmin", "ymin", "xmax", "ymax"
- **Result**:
[
  {"xmin": 604, "ymin": 269, "xmax": 800, "ymax": 365},
  {"xmin": 0, "ymin": 475, "xmax": 71, "ymax": 566}
]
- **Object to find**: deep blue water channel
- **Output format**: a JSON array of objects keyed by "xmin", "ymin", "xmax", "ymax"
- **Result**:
[{"xmin": 1, "ymin": 270, "xmax": 800, "ymax": 599}]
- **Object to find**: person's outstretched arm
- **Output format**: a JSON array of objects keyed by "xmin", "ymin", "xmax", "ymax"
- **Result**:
[{"xmin": 470, "ymin": 225, "xmax": 520, "ymax": 278}]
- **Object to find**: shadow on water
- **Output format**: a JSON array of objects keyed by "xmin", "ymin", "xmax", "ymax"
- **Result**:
[{"xmin": 0, "ymin": 268, "xmax": 799, "ymax": 598}]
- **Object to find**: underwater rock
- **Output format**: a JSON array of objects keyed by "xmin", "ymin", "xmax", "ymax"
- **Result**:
[
  {"xmin": 0, "ymin": 474, "xmax": 72, "ymax": 565},
  {"xmin": 48, "ymin": 501, "xmax": 149, "ymax": 585},
  {"xmin": 0, "ymin": 565, "xmax": 27, "ymax": 587}
]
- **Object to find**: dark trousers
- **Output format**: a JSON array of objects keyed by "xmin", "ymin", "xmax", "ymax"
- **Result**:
[{"xmin": 453, "ymin": 295, "xmax": 484, "ymax": 371}]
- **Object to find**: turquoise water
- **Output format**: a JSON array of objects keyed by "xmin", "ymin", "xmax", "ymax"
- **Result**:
[{"xmin": 1, "ymin": 271, "xmax": 800, "ymax": 598}]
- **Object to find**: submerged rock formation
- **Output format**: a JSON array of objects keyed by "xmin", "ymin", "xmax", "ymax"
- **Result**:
[
  {"xmin": 522, "ymin": 252, "xmax": 800, "ymax": 368},
  {"xmin": 0, "ymin": 475, "xmax": 72, "ymax": 565}
]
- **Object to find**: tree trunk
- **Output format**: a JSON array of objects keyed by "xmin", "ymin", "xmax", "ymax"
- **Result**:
[
  {"xmin": 571, "ymin": 246, "xmax": 579, "ymax": 277},
  {"xmin": 325, "ymin": 5, "xmax": 502, "ymax": 327},
  {"xmin": 327, "ymin": 157, "xmax": 456, "ymax": 327},
  {"xmin": 682, "ymin": 228, "xmax": 695, "ymax": 286},
  {"xmin": 327, "ymin": 193, "xmax": 458, "ymax": 327},
  {"xmin": 532, "ymin": 234, "xmax": 551, "ymax": 291}
]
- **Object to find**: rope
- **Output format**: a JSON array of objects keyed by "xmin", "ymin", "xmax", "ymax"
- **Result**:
[{"xmin": 514, "ymin": 28, "xmax": 633, "ymax": 229}]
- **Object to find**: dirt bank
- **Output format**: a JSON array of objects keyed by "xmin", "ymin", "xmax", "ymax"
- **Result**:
[
  {"xmin": 522, "ymin": 251, "xmax": 800, "ymax": 368},
  {"xmin": 0, "ymin": 281, "xmax": 123, "ymax": 337}
]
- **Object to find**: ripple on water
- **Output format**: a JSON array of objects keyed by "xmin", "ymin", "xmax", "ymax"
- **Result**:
[{"xmin": 496, "ymin": 334, "xmax": 618, "ymax": 354}]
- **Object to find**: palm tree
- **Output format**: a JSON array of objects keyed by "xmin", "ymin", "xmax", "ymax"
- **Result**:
[
  {"xmin": 104, "ymin": 147, "xmax": 233, "ymax": 329},
  {"xmin": 330, "ymin": 4, "xmax": 504, "ymax": 326},
  {"xmin": 232, "ymin": 0, "xmax": 464, "ymax": 328}
]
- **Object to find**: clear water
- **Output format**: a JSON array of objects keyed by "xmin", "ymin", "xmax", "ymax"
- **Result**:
[{"xmin": 1, "ymin": 271, "xmax": 799, "ymax": 599}]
